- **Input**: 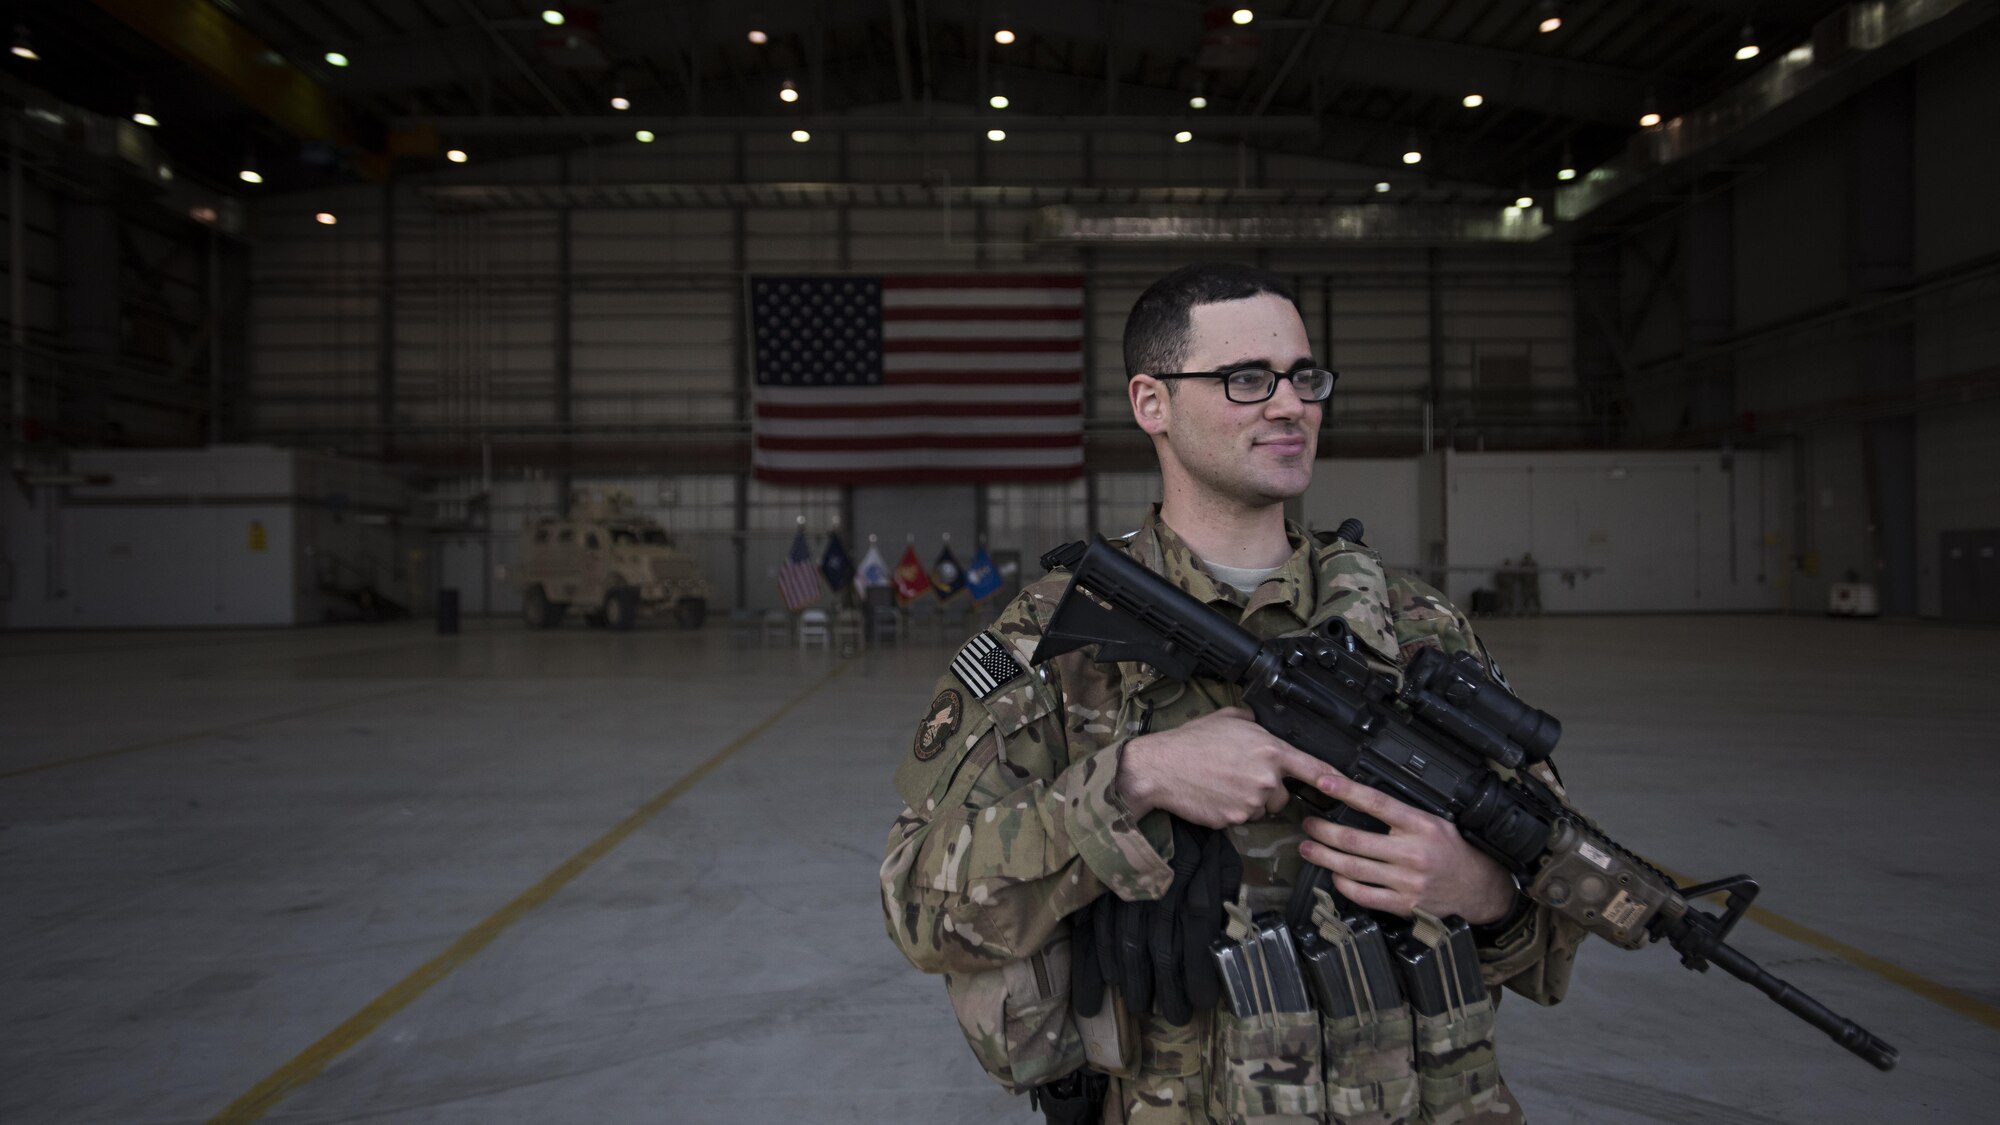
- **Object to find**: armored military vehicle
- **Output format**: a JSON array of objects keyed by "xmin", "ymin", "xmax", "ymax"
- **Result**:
[{"xmin": 511, "ymin": 495, "xmax": 712, "ymax": 629}]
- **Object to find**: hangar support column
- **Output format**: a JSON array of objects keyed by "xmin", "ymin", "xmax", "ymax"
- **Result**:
[
  {"xmin": 554, "ymin": 154, "xmax": 574, "ymax": 514},
  {"xmin": 1571, "ymin": 238, "xmax": 1626, "ymax": 446},
  {"xmin": 376, "ymin": 176, "xmax": 396, "ymax": 459},
  {"xmin": 1851, "ymin": 72, "xmax": 1918, "ymax": 617}
]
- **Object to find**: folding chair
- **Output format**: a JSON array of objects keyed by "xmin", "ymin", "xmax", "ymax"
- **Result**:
[
  {"xmin": 762, "ymin": 609, "xmax": 792, "ymax": 645},
  {"xmin": 797, "ymin": 608, "xmax": 831, "ymax": 649}
]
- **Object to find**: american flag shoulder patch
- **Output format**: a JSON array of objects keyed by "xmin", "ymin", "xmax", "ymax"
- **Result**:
[{"xmin": 952, "ymin": 631, "xmax": 1026, "ymax": 699}]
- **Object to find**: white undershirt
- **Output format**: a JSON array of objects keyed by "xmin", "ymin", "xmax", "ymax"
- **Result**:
[{"xmin": 1202, "ymin": 560, "xmax": 1281, "ymax": 595}]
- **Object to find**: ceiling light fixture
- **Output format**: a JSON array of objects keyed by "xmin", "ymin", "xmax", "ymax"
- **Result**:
[
  {"xmin": 1374, "ymin": 181, "xmax": 1391, "ymax": 193},
  {"xmin": 324, "ymin": 51, "xmax": 349, "ymax": 67},
  {"xmin": 1557, "ymin": 144, "xmax": 1576, "ymax": 181},
  {"xmin": 1189, "ymin": 94, "xmax": 1208, "ymax": 109},
  {"xmin": 1462, "ymin": 93, "xmax": 1484, "ymax": 108},
  {"xmin": 238, "ymin": 165, "xmax": 263, "ymax": 185},
  {"xmin": 790, "ymin": 129, "xmax": 811, "ymax": 143},
  {"xmin": 747, "ymin": 28, "xmax": 769, "ymax": 44},
  {"xmin": 446, "ymin": 148, "xmax": 468, "ymax": 163},
  {"xmin": 541, "ymin": 9, "xmax": 565, "ymax": 26},
  {"xmin": 132, "ymin": 96, "xmax": 159, "ymax": 127},
  {"xmin": 1735, "ymin": 25, "xmax": 1760, "ymax": 60},
  {"xmin": 1536, "ymin": 1, "xmax": 1563, "ymax": 33},
  {"xmin": 1402, "ymin": 143, "xmax": 1422, "ymax": 165},
  {"xmin": 1232, "ymin": 8, "xmax": 1255, "ymax": 25},
  {"xmin": 1175, "ymin": 130, "xmax": 1194, "ymax": 143},
  {"xmin": 1638, "ymin": 93, "xmax": 1662, "ymax": 128},
  {"xmin": 611, "ymin": 94, "xmax": 630, "ymax": 110},
  {"xmin": 316, "ymin": 212, "xmax": 338, "ymax": 225},
  {"xmin": 994, "ymin": 28, "xmax": 1016, "ymax": 45},
  {"xmin": 989, "ymin": 93, "xmax": 1009, "ymax": 109},
  {"xmin": 10, "ymin": 25, "xmax": 37, "ymax": 60},
  {"xmin": 987, "ymin": 129, "xmax": 1006, "ymax": 142},
  {"xmin": 635, "ymin": 129, "xmax": 655, "ymax": 143},
  {"xmin": 1515, "ymin": 194, "xmax": 1535, "ymax": 208},
  {"xmin": 779, "ymin": 79, "xmax": 799, "ymax": 103}
]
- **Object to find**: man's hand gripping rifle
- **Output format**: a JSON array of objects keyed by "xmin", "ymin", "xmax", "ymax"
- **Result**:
[{"xmin": 1032, "ymin": 537, "xmax": 1898, "ymax": 1071}]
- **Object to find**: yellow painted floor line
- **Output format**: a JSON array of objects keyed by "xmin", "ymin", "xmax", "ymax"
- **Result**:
[
  {"xmin": 207, "ymin": 658, "xmax": 853, "ymax": 1125},
  {"xmin": 1660, "ymin": 863, "xmax": 2000, "ymax": 1033},
  {"xmin": 0, "ymin": 684, "xmax": 430, "ymax": 781}
]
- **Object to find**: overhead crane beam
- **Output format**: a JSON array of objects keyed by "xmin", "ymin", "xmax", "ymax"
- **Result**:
[{"xmin": 87, "ymin": 0, "xmax": 390, "ymax": 179}]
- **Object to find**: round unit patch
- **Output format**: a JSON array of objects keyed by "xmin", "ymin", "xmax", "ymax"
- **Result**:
[{"xmin": 912, "ymin": 689, "xmax": 964, "ymax": 761}]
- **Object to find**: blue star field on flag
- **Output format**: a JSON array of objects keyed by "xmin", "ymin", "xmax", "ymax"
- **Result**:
[{"xmin": 752, "ymin": 278, "xmax": 884, "ymax": 388}]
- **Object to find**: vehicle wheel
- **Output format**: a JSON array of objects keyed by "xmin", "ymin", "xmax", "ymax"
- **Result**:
[
  {"xmin": 523, "ymin": 584, "xmax": 556, "ymax": 628},
  {"xmin": 604, "ymin": 586, "xmax": 639, "ymax": 631},
  {"xmin": 674, "ymin": 597, "xmax": 708, "ymax": 629}
]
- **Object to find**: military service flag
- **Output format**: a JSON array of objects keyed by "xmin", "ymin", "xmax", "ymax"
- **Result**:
[
  {"xmin": 821, "ymin": 528, "xmax": 854, "ymax": 595},
  {"xmin": 855, "ymin": 540, "xmax": 891, "ymax": 597},
  {"xmin": 931, "ymin": 540, "xmax": 965, "ymax": 598},
  {"xmin": 749, "ymin": 275, "xmax": 1085, "ymax": 484},
  {"xmin": 777, "ymin": 527, "xmax": 823, "ymax": 611},
  {"xmin": 965, "ymin": 543, "xmax": 1003, "ymax": 602},
  {"xmin": 893, "ymin": 542, "xmax": 931, "ymax": 604}
]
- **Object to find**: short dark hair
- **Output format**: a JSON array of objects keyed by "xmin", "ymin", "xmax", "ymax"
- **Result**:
[{"xmin": 1122, "ymin": 262, "xmax": 1298, "ymax": 380}]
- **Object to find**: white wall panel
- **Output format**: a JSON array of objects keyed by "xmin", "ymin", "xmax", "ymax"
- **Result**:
[{"xmin": 1443, "ymin": 450, "xmax": 1787, "ymax": 613}]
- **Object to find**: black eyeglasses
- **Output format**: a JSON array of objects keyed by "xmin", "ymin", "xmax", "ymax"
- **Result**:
[{"xmin": 1151, "ymin": 366, "xmax": 1339, "ymax": 404}]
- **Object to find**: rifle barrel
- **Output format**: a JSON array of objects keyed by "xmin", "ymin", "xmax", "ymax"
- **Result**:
[{"xmin": 1701, "ymin": 934, "xmax": 1899, "ymax": 1071}]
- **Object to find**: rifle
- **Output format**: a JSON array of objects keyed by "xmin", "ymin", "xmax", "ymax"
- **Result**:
[{"xmin": 1031, "ymin": 536, "xmax": 1898, "ymax": 1071}]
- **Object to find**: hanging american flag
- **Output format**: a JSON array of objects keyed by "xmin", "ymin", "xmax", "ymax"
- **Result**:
[{"xmin": 750, "ymin": 275, "xmax": 1085, "ymax": 484}]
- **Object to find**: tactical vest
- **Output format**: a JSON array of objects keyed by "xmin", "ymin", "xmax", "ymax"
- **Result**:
[{"xmin": 1094, "ymin": 528, "xmax": 1506, "ymax": 1125}]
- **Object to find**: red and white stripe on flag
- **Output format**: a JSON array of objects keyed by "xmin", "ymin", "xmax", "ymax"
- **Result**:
[
  {"xmin": 778, "ymin": 557, "xmax": 823, "ymax": 611},
  {"xmin": 751, "ymin": 274, "xmax": 1085, "ymax": 484}
]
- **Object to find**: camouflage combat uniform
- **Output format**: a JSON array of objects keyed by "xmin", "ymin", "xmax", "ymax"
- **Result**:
[{"xmin": 881, "ymin": 507, "xmax": 1587, "ymax": 1124}]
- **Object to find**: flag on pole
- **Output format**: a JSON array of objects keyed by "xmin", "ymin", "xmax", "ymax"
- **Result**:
[
  {"xmin": 855, "ymin": 539, "xmax": 891, "ymax": 598},
  {"xmin": 893, "ymin": 542, "xmax": 931, "ymax": 604},
  {"xmin": 777, "ymin": 526, "xmax": 823, "ymax": 611},
  {"xmin": 965, "ymin": 542, "xmax": 1003, "ymax": 602},
  {"xmin": 932, "ymin": 539, "xmax": 966, "ymax": 598},
  {"xmin": 749, "ymin": 275, "xmax": 1086, "ymax": 484},
  {"xmin": 821, "ymin": 528, "xmax": 854, "ymax": 595}
]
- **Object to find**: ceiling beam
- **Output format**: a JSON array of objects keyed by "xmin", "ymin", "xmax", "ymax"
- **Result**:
[
  {"xmin": 1252, "ymin": 0, "xmax": 1334, "ymax": 117},
  {"xmin": 86, "ymin": 0, "xmax": 389, "ymax": 178},
  {"xmin": 394, "ymin": 113, "xmax": 1324, "ymax": 136},
  {"xmin": 450, "ymin": 0, "xmax": 573, "ymax": 116}
]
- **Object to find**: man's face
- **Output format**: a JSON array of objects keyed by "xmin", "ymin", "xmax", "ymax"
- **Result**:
[{"xmin": 1134, "ymin": 292, "xmax": 1320, "ymax": 509}]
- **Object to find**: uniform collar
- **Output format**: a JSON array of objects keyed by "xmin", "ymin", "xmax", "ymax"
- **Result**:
[{"xmin": 1139, "ymin": 505, "xmax": 1314, "ymax": 633}]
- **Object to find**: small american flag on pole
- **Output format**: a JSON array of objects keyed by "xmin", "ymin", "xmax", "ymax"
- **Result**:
[
  {"xmin": 777, "ymin": 526, "xmax": 823, "ymax": 611},
  {"xmin": 750, "ymin": 275, "xmax": 1085, "ymax": 484}
]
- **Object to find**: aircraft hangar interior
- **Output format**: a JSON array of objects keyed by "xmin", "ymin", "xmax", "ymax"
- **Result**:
[{"xmin": 2, "ymin": 1, "xmax": 1997, "ymax": 1123}]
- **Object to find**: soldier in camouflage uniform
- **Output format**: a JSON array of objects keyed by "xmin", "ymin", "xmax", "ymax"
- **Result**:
[{"xmin": 882, "ymin": 264, "xmax": 1587, "ymax": 1124}]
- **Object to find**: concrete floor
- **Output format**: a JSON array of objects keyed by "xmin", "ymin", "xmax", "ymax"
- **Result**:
[{"xmin": 2, "ymin": 613, "xmax": 1997, "ymax": 1124}]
